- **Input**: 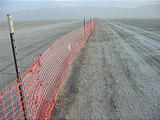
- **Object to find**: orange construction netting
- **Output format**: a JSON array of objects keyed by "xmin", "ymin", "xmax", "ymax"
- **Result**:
[{"xmin": 0, "ymin": 19, "xmax": 97, "ymax": 120}]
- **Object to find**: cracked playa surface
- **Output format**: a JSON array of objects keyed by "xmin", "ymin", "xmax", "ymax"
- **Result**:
[{"xmin": 52, "ymin": 20, "xmax": 160, "ymax": 119}]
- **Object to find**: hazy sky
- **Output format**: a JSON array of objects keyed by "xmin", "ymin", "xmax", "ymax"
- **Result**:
[
  {"xmin": 1, "ymin": 0, "xmax": 160, "ymax": 14},
  {"xmin": 0, "ymin": 0, "xmax": 160, "ymax": 21}
]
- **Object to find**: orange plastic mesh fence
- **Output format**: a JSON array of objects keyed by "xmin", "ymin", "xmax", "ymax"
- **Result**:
[{"xmin": 0, "ymin": 19, "xmax": 97, "ymax": 120}]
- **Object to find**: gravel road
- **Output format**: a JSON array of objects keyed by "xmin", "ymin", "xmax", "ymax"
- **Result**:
[
  {"xmin": 52, "ymin": 20, "xmax": 160, "ymax": 119},
  {"xmin": 0, "ymin": 20, "xmax": 82, "ymax": 89}
]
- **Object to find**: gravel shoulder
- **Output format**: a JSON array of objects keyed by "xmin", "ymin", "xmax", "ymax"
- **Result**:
[{"xmin": 51, "ymin": 20, "xmax": 160, "ymax": 119}]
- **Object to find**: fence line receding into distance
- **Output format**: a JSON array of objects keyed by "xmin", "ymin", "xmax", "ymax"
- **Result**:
[{"xmin": 0, "ymin": 18, "xmax": 97, "ymax": 119}]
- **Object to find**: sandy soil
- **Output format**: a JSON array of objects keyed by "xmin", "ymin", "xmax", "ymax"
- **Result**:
[
  {"xmin": 0, "ymin": 20, "xmax": 82, "ymax": 89},
  {"xmin": 51, "ymin": 20, "xmax": 160, "ymax": 119}
]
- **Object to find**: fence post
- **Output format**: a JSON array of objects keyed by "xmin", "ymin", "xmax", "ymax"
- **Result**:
[
  {"xmin": 83, "ymin": 17, "xmax": 86, "ymax": 41},
  {"xmin": 90, "ymin": 17, "xmax": 92, "ymax": 34},
  {"xmin": 7, "ymin": 14, "xmax": 27, "ymax": 120}
]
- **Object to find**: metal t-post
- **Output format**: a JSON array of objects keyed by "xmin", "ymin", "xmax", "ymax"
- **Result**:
[
  {"xmin": 90, "ymin": 17, "xmax": 92, "ymax": 34},
  {"xmin": 84, "ymin": 18, "xmax": 86, "ymax": 41},
  {"xmin": 7, "ymin": 14, "xmax": 27, "ymax": 120}
]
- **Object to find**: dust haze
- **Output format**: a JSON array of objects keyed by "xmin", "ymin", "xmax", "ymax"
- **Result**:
[{"xmin": 0, "ymin": 1, "xmax": 160, "ymax": 21}]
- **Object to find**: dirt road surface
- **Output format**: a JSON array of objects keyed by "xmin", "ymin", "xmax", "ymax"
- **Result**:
[
  {"xmin": 52, "ymin": 20, "xmax": 160, "ymax": 119},
  {"xmin": 0, "ymin": 20, "xmax": 82, "ymax": 89}
]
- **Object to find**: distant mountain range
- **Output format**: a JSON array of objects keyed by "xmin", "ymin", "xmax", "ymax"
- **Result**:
[{"xmin": 1, "ymin": 4, "xmax": 160, "ymax": 21}]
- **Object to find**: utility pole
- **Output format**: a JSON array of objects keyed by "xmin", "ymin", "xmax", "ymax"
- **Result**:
[{"xmin": 7, "ymin": 14, "xmax": 27, "ymax": 120}]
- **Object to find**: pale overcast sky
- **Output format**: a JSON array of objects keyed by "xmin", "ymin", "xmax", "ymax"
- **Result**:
[
  {"xmin": 0, "ymin": 0, "xmax": 160, "ymax": 14},
  {"xmin": 0, "ymin": 0, "xmax": 160, "ymax": 21}
]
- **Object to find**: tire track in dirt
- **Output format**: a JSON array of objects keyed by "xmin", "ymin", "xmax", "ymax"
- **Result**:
[
  {"xmin": 112, "ymin": 26, "xmax": 160, "ymax": 72},
  {"xmin": 109, "ymin": 23, "xmax": 160, "ymax": 74},
  {"xmin": 99, "ymin": 23, "xmax": 122, "ymax": 119},
  {"xmin": 114, "ymin": 22, "xmax": 160, "ymax": 43},
  {"xmin": 106, "ymin": 21, "xmax": 160, "ymax": 119},
  {"xmin": 111, "ymin": 22, "xmax": 160, "ymax": 56},
  {"xmin": 103, "ymin": 23, "xmax": 145, "ymax": 97},
  {"xmin": 101, "ymin": 22, "xmax": 155, "ymax": 119}
]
